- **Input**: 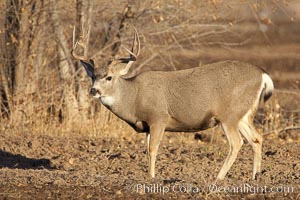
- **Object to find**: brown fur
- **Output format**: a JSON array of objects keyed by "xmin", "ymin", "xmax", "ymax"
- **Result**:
[
  {"xmin": 87, "ymin": 59, "xmax": 273, "ymax": 180},
  {"xmin": 106, "ymin": 61, "xmax": 262, "ymax": 132}
]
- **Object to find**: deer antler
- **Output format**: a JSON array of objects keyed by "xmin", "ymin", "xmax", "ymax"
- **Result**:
[
  {"xmin": 71, "ymin": 26, "xmax": 91, "ymax": 62},
  {"xmin": 118, "ymin": 28, "xmax": 141, "ymax": 76},
  {"xmin": 120, "ymin": 27, "xmax": 140, "ymax": 62},
  {"xmin": 71, "ymin": 26, "xmax": 96, "ymax": 80}
]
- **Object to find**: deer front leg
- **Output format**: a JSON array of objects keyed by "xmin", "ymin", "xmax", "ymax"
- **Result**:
[{"xmin": 146, "ymin": 123, "xmax": 165, "ymax": 178}]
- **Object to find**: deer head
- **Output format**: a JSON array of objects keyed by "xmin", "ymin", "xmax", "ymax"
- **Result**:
[{"xmin": 72, "ymin": 27, "xmax": 140, "ymax": 100}]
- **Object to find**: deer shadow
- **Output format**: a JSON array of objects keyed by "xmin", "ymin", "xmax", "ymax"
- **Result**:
[{"xmin": 0, "ymin": 149, "xmax": 55, "ymax": 170}]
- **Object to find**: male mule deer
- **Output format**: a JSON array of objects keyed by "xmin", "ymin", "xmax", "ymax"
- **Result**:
[{"xmin": 72, "ymin": 28, "xmax": 274, "ymax": 180}]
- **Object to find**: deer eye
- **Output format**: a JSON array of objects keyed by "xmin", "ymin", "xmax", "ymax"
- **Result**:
[{"xmin": 106, "ymin": 76, "xmax": 112, "ymax": 81}]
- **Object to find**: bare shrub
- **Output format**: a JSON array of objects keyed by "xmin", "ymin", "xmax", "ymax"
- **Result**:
[{"xmin": 0, "ymin": 0, "xmax": 298, "ymax": 138}]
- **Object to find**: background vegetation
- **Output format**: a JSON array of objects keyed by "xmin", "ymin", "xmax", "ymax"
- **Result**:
[{"xmin": 0, "ymin": 0, "xmax": 299, "ymax": 139}]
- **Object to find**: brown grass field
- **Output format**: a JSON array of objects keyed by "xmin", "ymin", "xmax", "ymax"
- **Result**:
[{"xmin": 0, "ymin": 0, "xmax": 299, "ymax": 199}]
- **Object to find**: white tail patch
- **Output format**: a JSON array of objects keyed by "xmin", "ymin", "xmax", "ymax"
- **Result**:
[
  {"xmin": 262, "ymin": 73, "xmax": 274, "ymax": 102},
  {"xmin": 243, "ymin": 73, "xmax": 273, "ymax": 123}
]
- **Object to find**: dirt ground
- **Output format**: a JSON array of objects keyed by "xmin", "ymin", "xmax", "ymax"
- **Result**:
[
  {"xmin": 0, "ymin": 93, "xmax": 299, "ymax": 199},
  {"xmin": 0, "ymin": 130, "xmax": 299, "ymax": 199}
]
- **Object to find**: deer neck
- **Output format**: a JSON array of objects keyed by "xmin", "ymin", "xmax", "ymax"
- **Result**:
[{"xmin": 104, "ymin": 78, "xmax": 138, "ymax": 123}]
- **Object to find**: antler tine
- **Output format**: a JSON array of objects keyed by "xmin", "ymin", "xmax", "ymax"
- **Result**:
[
  {"xmin": 121, "ymin": 27, "xmax": 140, "ymax": 61},
  {"xmin": 71, "ymin": 26, "xmax": 90, "ymax": 62},
  {"xmin": 134, "ymin": 27, "xmax": 141, "ymax": 57},
  {"xmin": 73, "ymin": 26, "xmax": 76, "ymax": 49},
  {"xmin": 122, "ymin": 46, "xmax": 137, "ymax": 60},
  {"xmin": 131, "ymin": 29, "xmax": 136, "ymax": 53},
  {"xmin": 80, "ymin": 25, "xmax": 90, "ymax": 48},
  {"xmin": 86, "ymin": 26, "xmax": 91, "ymax": 52},
  {"xmin": 71, "ymin": 47, "xmax": 89, "ymax": 61}
]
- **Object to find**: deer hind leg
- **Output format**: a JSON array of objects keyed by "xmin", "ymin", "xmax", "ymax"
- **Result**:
[
  {"xmin": 147, "ymin": 123, "xmax": 165, "ymax": 178},
  {"xmin": 217, "ymin": 123, "xmax": 244, "ymax": 180},
  {"xmin": 238, "ymin": 113, "xmax": 263, "ymax": 180},
  {"xmin": 146, "ymin": 132, "xmax": 151, "ymax": 176}
]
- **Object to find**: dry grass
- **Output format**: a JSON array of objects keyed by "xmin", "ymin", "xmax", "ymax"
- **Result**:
[{"xmin": 0, "ymin": 0, "xmax": 299, "ymax": 141}]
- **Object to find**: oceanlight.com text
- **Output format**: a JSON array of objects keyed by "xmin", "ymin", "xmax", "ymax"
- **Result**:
[{"xmin": 126, "ymin": 183, "xmax": 294, "ymax": 195}]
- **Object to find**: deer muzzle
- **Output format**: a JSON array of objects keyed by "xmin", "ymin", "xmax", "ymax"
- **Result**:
[{"xmin": 89, "ymin": 88, "xmax": 100, "ymax": 96}]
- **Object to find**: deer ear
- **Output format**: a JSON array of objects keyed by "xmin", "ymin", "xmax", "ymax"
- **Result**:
[
  {"xmin": 80, "ymin": 59, "xmax": 96, "ymax": 81},
  {"xmin": 119, "ymin": 61, "xmax": 134, "ymax": 76}
]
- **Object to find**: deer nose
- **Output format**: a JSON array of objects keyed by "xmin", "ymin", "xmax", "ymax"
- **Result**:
[{"xmin": 89, "ymin": 88, "xmax": 99, "ymax": 96}]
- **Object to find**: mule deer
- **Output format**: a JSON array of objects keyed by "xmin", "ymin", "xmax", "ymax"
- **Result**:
[{"xmin": 72, "ymin": 28, "xmax": 274, "ymax": 180}]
